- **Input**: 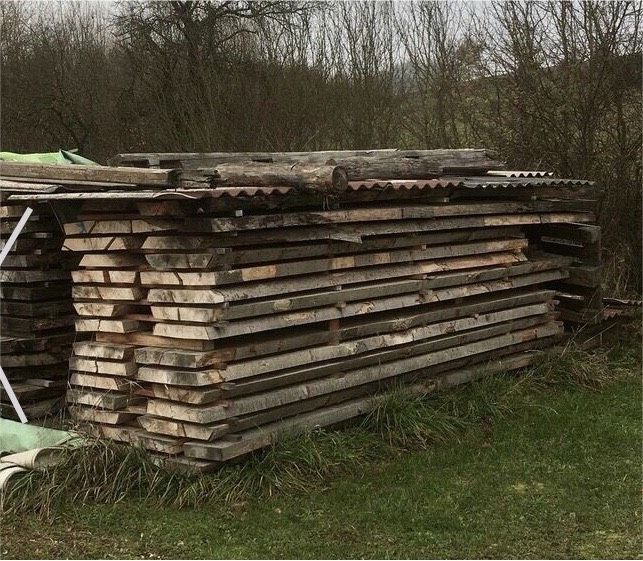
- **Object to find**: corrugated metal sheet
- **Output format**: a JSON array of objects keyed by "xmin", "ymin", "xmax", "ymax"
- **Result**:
[
  {"xmin": 348, "ymin": 177, "xmax": 593, "ymax": 191},
  {"xmin": 487, "ymin": 171, "xmax": 554, "ymax": 178},
  {"xmin": 5, "ymin": 175, "xmax": 595, "ymax": 202}
]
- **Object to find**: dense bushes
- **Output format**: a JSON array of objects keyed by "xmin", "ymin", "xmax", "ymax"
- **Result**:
[{"xmin": 1, "ymin": 1, "xmax": 640, "ymax": 292}]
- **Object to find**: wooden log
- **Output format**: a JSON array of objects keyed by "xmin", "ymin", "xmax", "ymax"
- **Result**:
[{"xmin": 185, "ymin": 163, "xmax": 348, "ymax": 192}]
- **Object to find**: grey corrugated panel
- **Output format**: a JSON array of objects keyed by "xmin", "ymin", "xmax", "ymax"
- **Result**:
[
  {"xmin": 7, "ymin": 176, "xmax": 594, "ymax": 202},
  {"xmin": 487, "ymin": 170, "xmax": 555, "ymax": 178}
]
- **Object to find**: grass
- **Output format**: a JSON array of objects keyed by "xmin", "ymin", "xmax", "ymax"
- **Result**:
[{"xmin": 1, "ymin": 323, "xmax": 640, "ymax": 558}]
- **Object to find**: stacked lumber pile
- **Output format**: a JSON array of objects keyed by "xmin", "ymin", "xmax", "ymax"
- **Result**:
[
  {"xmin": 0, "ymin": 198, "xmax": 76, "ymax": 419},
  {"xmin": 530, "ymin": 223, "xmax": 603, "ymax": 324},
  {"xmin": 1, "ymin": 151, "xmax": 602, "ymax": 465}
]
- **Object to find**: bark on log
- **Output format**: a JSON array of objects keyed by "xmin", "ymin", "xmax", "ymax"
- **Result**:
[
  {"xmin": 181, "ymin": 162, "xmax": 349, "ymax": 192},
  {"xmin": 334, "ymin": 150, "xmax": 505, "ymax": 181}
]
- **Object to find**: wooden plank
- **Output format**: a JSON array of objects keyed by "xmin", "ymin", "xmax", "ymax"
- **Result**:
[
  {"xmin": 143, "ymin": 251, "xmax": 525, "ymax": 291},
  {"xmin": 137, "ymin": 366, "xmax": 223, "ymax": 386},
  {"xmin": 69, "ymin": 405, "xmax": 138, "ymax": 425},
  {"xmin": 147, "ymin": 320, "xmax": 561, "ymax": 424},
  {"xmin": 144, "ymin": 238, "xmax": 527, "ymax": 273},
  {"xmin": 182, "ymin": 346, "xmax": 552, "ymax": 462},
  {"xmin": 75, "ymin": 318, "xmax": 141, "ymax": 333},
  {"xmin": 141, "ymin": 226, "xmax": 523, "ymax": 254},
  {"xmin": 64, "ymin": 218, "xmax": 178, "ymax": 236},
  {"xmin": 135, "ymin": 289, "xmax": 555, "ymax": 370},
  {"xmin": 73, "ymin": 302, "xmax": 137, "ymax": 318},
  {"xmin": 72, "ymin": 341, "xmax": 135, "ymax": 360},
  {"xmin": 190, "ymin": 203, "xmax": 589, "ymax": 233},
  {"xmin": 71, "ymin": 270, "xmax": 139, "ymax": 284},
  {"xmin": 96, "ymin": 331, "xmax": 213, "ymax": 352},
  {"xmin": 68, "ymin": 356, "xmax": 137, "ymax": 376},
  {"xmin": 151, "ymin": 269, "xmax": 565, "ymax": 341},
  {"xmin": 64, "ymin": 212, "xmax": 592, "ymax": 239},
  {"xmin": 66, "ymin": 389, "xmax": 143, "ymax": 410},
  {"xmin": 0, "ymin": 351, "xmax": 68, "ymax": 367},
  {"xmin": 63, "ymin": 235, "xmax": 146, "ymax": 252},
  {"xmin": 69, "ymin": 372, "xmax": 134, "ymax": 392},
  {"xmin": 72, "ymin": 286, "xmax": 145, "ymax": 301},
  {"xmin": 0, "ymin": 161, "xmax": 178, "ymax": 186}
]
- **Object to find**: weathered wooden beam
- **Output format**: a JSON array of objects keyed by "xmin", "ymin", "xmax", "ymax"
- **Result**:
[
  {"xmin": 182, "ymin": 162, "xmax": 348, "ymax": 192},
  {"xmin": 0, "ymin": 162, "xmax": 178, "ymax": 187}
]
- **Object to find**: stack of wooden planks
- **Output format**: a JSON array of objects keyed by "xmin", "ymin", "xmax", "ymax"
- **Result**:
[
  {"xmin": 0, "ymin": 199, "xmax": 77, "ymax": 419},
  {"xmin": 1, "ymin": 151, "xmax": 604, "ymax": 466}
]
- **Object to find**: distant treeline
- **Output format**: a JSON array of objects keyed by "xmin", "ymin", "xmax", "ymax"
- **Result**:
[{"xmin": 1, "ymin": 1, "xmax": 641, "ymax": 292}]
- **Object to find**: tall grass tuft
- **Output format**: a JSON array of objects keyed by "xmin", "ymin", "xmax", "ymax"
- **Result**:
[{"xmin": 3, "ymin": 331, "xmax": 637, "ymax": 517}]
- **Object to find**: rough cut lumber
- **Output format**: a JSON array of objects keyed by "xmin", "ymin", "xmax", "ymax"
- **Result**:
[
  {"xmin": 0, "ymin": 162, "xmax": 177, "ymax": 187},
  {"xmin": 109, "ymin": 149, "xmax": 504, "ymax": 174},
  {"xmin": 29, "ymin": 158, "xmax": 600, "ymax": 465},
  {"xmin": 182, "ymin": 345, "xmax": 551, "ymax": 462}
]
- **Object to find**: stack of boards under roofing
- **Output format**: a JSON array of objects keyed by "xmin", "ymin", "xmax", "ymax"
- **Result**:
[
  {"xmin": 1, "ymin": 150, "xmax": 601, "ymax": 467},
  {"xmin": 0, "ymin": 198, "xmax": 76, "ymax": 419}
]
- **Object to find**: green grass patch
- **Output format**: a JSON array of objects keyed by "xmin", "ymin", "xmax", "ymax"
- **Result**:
[
  {"xmin": 1, "ymin": 325, "xmax": 640, "ymax": 557},
  {"xmin": 4, "ymin": 326, "xmax": 640, "ymax": 517}
]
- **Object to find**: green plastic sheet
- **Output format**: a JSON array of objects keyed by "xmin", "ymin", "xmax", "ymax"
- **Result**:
[
  {"xmin": 0, "ymin": 419, "xmax": 78, "ymax": 455},
  {"xmin": 0, "ymin": 149, "xmax": 98, "ymax": 166}
]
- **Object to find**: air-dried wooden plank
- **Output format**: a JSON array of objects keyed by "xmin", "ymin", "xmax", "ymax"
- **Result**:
[
  {"xmin": 75, "ymin": 318, "xmax": 141, "ymax": 333},
  {"xmin": 63, "ymin": 235, "xmax": 146, "ymax": 252},
  {"xmin": 182, "ymin": 344, "xmax": 554, "ymax": 462},
  {"xmin": 69, "ymin": 372, "xmax": 135, "ymax": 392},
  {"xmin": 151, "ymin": 268, "xmax": 564, "ymax": 341},
  {"xmin": 69, "ymin": 406, "xmax": 138, "ymax": 425},
  {"xmin": 190, "ymin": 203, "xmax": 589, "ymax": 233},
  {"xmin": 147, "ymin": 319, "xmax": 560, "ymax": 424},
  {"xmin": 143, "ymin": 251, "xmax": 525, "ymax": 291},
  {"xmin": 69, "ymin": 356, "xmax": 137, "ymax": 376},
  {"xmin": 0, "ymin": 162, "xmax": 178, "ymax": 186},
  {"xmin": 72, "ymin": 286, "xmax": 145, "ymax": 301},
  {"xmin": 66, "ymin": 388, "xmax": 143, "ymax": 410}
]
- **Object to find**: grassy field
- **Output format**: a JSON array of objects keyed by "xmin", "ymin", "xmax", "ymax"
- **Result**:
[{"xmin": 1, "ymin": 336, "xmax": 641, "ymax": 559}]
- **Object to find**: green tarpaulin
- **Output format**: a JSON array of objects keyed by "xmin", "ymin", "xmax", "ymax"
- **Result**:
[
  {"xmin": 0, "ymin": 149, "xmax": 98, "ymax": 166},
  {"xmin": 0, "ymin": 419, "xmax": 77, "ymax": 455}
]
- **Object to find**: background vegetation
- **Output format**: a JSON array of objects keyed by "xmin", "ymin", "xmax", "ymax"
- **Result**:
[{"xmin": 1, "ymin": 0, "xmax": 641, "ymax": 293}]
